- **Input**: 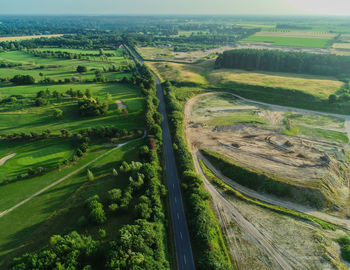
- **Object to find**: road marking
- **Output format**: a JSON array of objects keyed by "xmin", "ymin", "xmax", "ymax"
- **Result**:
[
  {"xmin": 172, "ymin": 183, "xmax": 175, "ymax": 189},
  {"xmin": 180, "ymin": 232, "xmax": 183, "ymax": 240},
  {"xmin": 177, "ymin": 212, "xmax": 180, "ymax": 220},
  {"xmin": 184, "ymin": 254, "xmax": 187, "ymax": 265},
  {"xmin": 174, "ymin": 197, "xmax": 177, "ymax": 204}
]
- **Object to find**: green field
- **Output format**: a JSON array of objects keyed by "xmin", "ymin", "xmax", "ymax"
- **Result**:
[
  {"xmin": 205, "ymin": 112, "xmax": 266, "ymax": 126},
  {"xmin": 0, "ymin": 46, "xmax": 149, "ymax": 267},
  {"xmin": 0, "ymin": 83, "xmax": 145, "ymax": 135},
  {"xmin": 0, "ymin": 139, "xmax": 144, "ymax": 267},
  {"xmin": 0, "ymin": 50, "xmax": 131, "ymax": 81},
  {"xmin": 284, "ymin": 125, "xmax": 349, "ymax": 143},
  {"xmin": 242, "ymin": 35, "xmax": 331, "ymax": 48},
  {"xmin": 0, "ymin": 139, "xmax": 75, "ymax": 180}
]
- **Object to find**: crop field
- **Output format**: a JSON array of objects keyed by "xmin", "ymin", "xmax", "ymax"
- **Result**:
[
  {"xmin": 242, "ymin": 31, "xmax": 335, "ymax": 48},
  {"xmin": 0, "ymin": 35, "xmax": 63, "ymax": 42}
]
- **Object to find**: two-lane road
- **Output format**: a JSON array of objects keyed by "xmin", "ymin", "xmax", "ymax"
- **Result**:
[{"xmin": 127, "ymin": 45, "xmax": 195, "ymax": 270}]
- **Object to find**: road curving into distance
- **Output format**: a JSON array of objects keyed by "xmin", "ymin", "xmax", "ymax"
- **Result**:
[{"xmin": 127, "ymin": 45, "xmax": 196, "ymax": 270}]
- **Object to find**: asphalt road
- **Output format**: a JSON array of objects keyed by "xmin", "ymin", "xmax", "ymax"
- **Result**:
[{"xmin": 127, "ymin": 46, "xmax": 196, "ymax": 270}]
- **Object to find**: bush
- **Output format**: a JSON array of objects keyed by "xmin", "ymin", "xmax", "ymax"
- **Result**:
[
  {"xmin": 10, "ymin": 74, "xmax": 35, "ymax": 85},
  {"xmin": 339, "ymin": 234, "xmax": 350, "ymax": 262},
  {"xmin": 77, "ymin": 65, "xmax": 87, "ymax": 73}
]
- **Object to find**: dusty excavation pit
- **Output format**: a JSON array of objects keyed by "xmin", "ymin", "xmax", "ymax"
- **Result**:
[{"xmin": 186, "ymin": 93, "xmax": 350, "ymax": 210}]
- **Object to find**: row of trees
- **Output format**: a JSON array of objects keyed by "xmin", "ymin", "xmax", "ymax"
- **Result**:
[
  {"xmin": 215, "ymin": 49, "xmax": 350, "ymax": 76},
  {"xmin": 29, "ymin": 49, "xmax": 116, "ymax": 60},
  {"xmin": 163, "ymin": 81, "xmax": 232, "ymax": 269}
]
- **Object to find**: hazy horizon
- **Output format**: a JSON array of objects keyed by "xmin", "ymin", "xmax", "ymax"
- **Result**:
[{"xmin": 1, "ymin": 0, "xmax": 350, "ymax": 16}]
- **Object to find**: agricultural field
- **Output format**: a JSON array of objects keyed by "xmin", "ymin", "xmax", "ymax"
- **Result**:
[
  {"xmin": 137, "ymin": 46, "xmax": 233, "ymax": 63},
  {"xmin": 242, "ymin": 30, "xmax": 336, "ymax": 48},
  {"xmin": 0, "ymin": 34, "xmax": 63, "ymax": 42}
]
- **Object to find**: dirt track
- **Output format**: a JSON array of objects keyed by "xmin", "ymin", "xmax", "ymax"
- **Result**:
[
  {"xmin": 184, "ymin": 92, "xmax": 350, "ymax": 268},
  {"xmin": 0, "ymin": 153, "xmax": 16, "ymax": 166},
  {"xmin": 185, "ymin": 93, "xmax": 350, "ymax": 229}
]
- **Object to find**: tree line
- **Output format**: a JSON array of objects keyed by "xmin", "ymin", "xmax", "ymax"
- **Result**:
[{"xmin": 215, "ymin": 49, "xmax": 350, "ymax": 77}]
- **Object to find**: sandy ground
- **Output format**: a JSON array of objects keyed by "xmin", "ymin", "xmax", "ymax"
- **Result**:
[
  {"xmin": 184, "ymin": 93, "xmax": 348, "ymax": 269},
  {"xmin": 187, "ymin": 93, "xmax": 349, "ymax": 191},
  {"xmin": 115, "ymin": 100, "xmax": 126, "ymax": 110},
  {"xmin": 0, "ymin": 153, "xmax": 16, "ymax": 166}
]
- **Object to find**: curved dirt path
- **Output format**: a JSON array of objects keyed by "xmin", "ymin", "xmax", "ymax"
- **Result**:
[
  {"xmin": 0, "ymin": 153, "xmax": 16, "ymax": 166},
  {"xmin": 185, "ymin": 92, "xmax": 350, "ymax": 230},
  {"xmin": 0, "ymin": 139, "xmax": 136, "ymax": 219}
]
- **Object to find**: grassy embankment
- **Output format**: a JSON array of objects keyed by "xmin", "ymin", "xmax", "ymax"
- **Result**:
[
  {"xmin": 198, "ymin": 158, "xmax": 336, "ymax": 230},
  {"xmin": 201, "ymin": 148, "xmax": 330, "ymax": 209}
]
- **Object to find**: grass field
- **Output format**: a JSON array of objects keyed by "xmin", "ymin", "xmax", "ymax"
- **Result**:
[
  {"xmin": 0, "ymin": 139, "xmax": 75, "ymax": 180},
  {"xmin": 148, "ymin": 61, "xmax": 208, "ymax": 84},
  {"xmin": 284, "ymin": 125, "xmax": 349, "ymax": 143},
  {"xmin": 242, "ymin": 35, "xmax": 331, "ymax": 48},
  {"xmin": 205, "ymin": 112, "xmax": 266, "ymax": 126},
  {"xmin": 0, "ymin": 139, "xmax": 144, "ymax": 267},
  {"xmin": 242, "ymin": 31, "xmax": 335, "ymax": 48},
  {"xmin": 0, "ymin": 50, "xmax": 131, "ymax": 82},
  {"xmin": 0, "ymin": 83, "xmax": 145, "ymax": 135},
  {"xmin": 208, "ymin": 69, "xmax": 344, "ymax": 99}
]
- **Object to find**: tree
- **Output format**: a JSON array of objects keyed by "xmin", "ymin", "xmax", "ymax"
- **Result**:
[
  {"xmin": 112, "ymin": 168, "xmax": 118, "ymax": 177},
  {"xmin": 53, "ymin": 109, "xmax": 63, "ymax": 120},
  {"xmin": 85, "ymin": 89, "xmax": 92, "ymax": 98},
  {"xmin": 77, "ymin": 65, "xmax": 87, "ymax": 73},
  {"xmin": 329, "ymin": 94, "xmax": 337, "ymax": 104},
  {"xmin": 87, "ymin": 169, "xmax": 94, "ymax": 181}
]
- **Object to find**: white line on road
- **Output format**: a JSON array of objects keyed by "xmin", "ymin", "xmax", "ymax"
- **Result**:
[
  {"xmin": 174, "ymin": 197, "xmax": 177, "ymax": 204},
  {"xmin": 184, "ymin": 255, "xmax": 187, "ymax": 265},
  {"xmin": 177, "ymin": 212, "xmax": 180, "ymax": 220},
  {"xmin": 180, "ymin": 232, "xmax": 183, "ymax": 240}
]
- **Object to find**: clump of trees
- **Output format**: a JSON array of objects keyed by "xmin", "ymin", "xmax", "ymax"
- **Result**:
[
  {"xmin": 10, "ymin": 74, "xmax": 35, "ymax": 85},
  {"xmin": 85, "ymin": 195, "xmax": 106, "ymax": 224},
  {"xmin": 10, "ymin": 231, "xmax": 99, "ymax": 269},
  {"xmin": 215, "ymin": 49, "xmax": 350, "ymax": 76},
  {"xmin": 78, "ymin": 98, "xmax": 109, "ymax": 116}
]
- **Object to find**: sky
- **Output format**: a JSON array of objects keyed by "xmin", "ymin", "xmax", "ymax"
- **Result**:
[{"xmin": 0, "ymin": 0, "xmax": 349, "ymax": 15}]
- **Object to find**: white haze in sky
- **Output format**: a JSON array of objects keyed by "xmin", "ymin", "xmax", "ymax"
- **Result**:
[{"xmin": 0, "ymin": 0, "xmax": 349, "ymax": 15}]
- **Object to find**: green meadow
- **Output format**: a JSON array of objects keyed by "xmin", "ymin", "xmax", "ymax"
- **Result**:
[{"xmin": 242, "ymin": 35, "xmax": 331, "ymax": 48}]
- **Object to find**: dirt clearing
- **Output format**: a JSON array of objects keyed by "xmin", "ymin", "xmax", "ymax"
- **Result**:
[
  {"xmin": 115, "ymin": 100, "xmax": 126, "ymax": 110},
  {"xmin": 186, "ymin": 93, "xmax": 350, "ymax": 210}
]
